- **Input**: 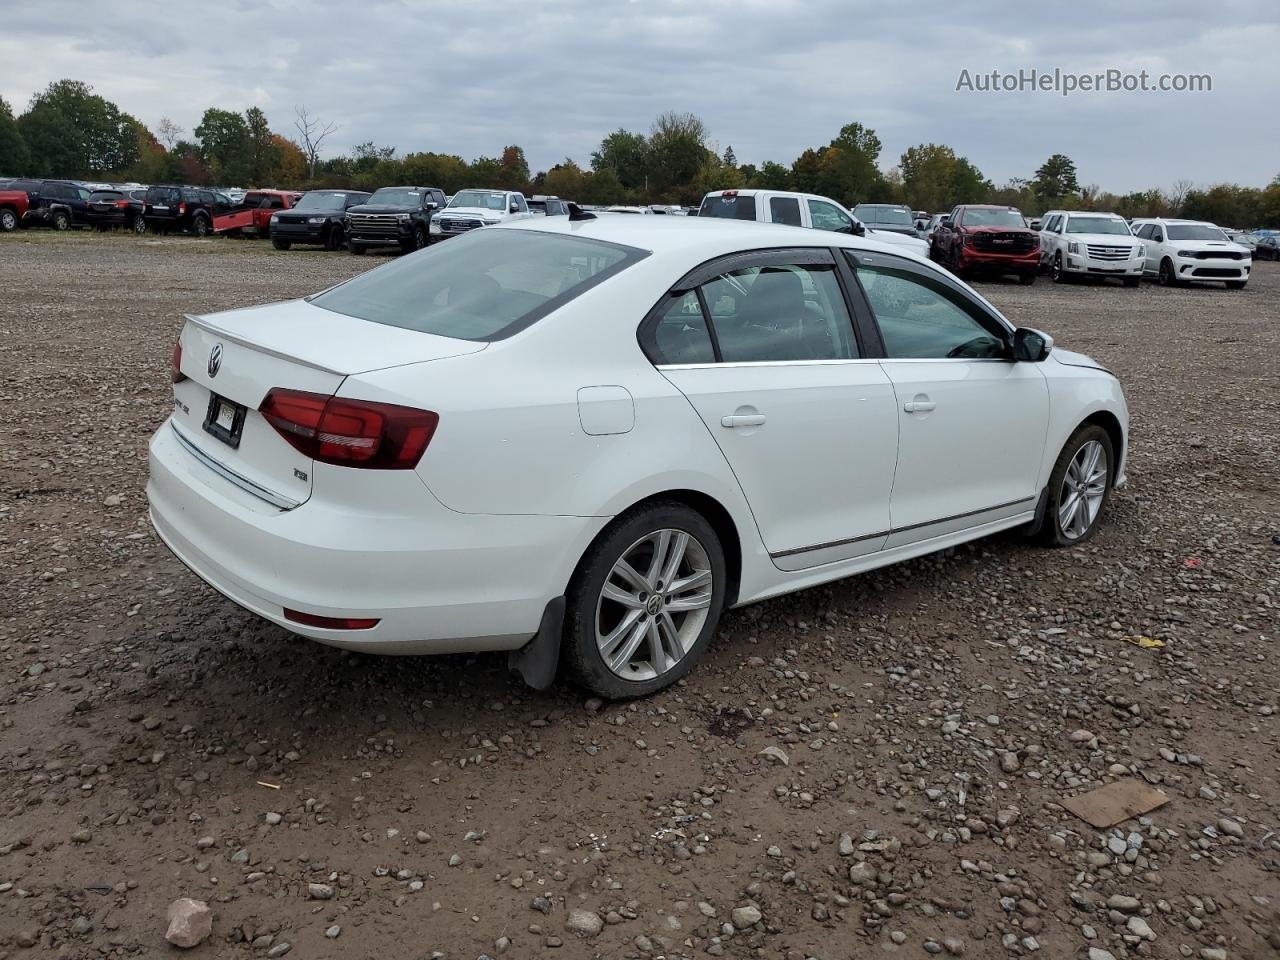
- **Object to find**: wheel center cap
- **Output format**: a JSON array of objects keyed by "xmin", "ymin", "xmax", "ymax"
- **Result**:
[{"xmin": 645, "ymin": 595, "xmax": 664, "ymax": 617}]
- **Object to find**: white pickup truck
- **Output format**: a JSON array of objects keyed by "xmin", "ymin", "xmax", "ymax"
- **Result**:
[
  {"xmin": 698, "ymin": 189, "xmax": 929, "ymax": 257},
  {"xmin": 430, "ymin": 189, "xmax": 535, "ymax": 242}
]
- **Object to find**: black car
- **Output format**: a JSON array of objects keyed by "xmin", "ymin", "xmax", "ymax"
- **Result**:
[
  {"xmin": 14, "ymin": 179, "xmax": 93, "ymax": 230},
  {"xmin": 344, "ymin": 185, "xmax": 446, "ymax": 254},
  {"xmin": 270, "ymin": 189, "xmax": 371, "ymax": 251},
  {"xmin": 851, "ymin": 203, "xmax": 921, "ymax": 238},
  {"xmin": 527, "ymin": 195, "xmax": 570, "ymax": 216},
  {"xmin": 1254, "ymin": 236, "xmax": 1280, "ymax": 261},
  {"xmin": 85, "ymin": 189, "xmax": 147, "ymax": 233},
  {"xmin": 143, "ymin": 184, "xmax": 229, "ymax": 236}
]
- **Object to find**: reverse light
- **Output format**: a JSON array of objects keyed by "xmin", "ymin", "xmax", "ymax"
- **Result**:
[
  {"xmin": 171, "ymin": 340, "xmax": 187, "ymax": 383},
  {"xmin": 284, "ymin": 608, "xmax": 380, "ymax": 630},
  {"xmin": 259, "ymin": 388, "xmax": 439, "ymax": 469}
]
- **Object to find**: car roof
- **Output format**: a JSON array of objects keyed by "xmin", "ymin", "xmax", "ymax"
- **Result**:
[
  {"xmin": 500, "ymin": 213, "xmax": 922, "ymax": 261},
  {"xmin": 1055, "ymin": 210, "xmax": 1124, "ymax": 217}
]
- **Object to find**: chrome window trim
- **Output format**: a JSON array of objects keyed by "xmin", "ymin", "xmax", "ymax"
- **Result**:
[{"xmin": 657, "ymin": 357, "xmax": 1013, "ymax": 371}]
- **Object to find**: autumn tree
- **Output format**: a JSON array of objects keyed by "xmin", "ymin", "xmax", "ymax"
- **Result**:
[{"xmin": 498, "ymin": 145, "xmax": 530, "ymax": 189}]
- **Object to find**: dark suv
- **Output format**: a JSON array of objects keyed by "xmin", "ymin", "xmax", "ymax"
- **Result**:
[
  {"xmin": 270, "ymin": 189, "xmax": 371, "ymax": 251},
  {"xmin": 13, "ymin": 180, "xmax": 93, "ymax": 230},
  {"xmin": 344, "ymin": 186, "xmax": 446, "ymax": 254},
  {"xmin": 851, "ymin": 203, "xmax": 920, "ymax": 238},
  {"xmin": 143, "ymin": 185, "xmax": 229, "ymax": 236}
]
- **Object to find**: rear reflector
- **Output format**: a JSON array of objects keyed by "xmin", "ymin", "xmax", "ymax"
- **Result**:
[
  {"xmin": 171, "ymin": 340, "xmax": 187, "ymax": 383},
  {"xmin": 259, "ymin": 388, "xmax": 438, "ymax": 469},
  {"xmin": 284, "ymin": 608, "xmax": 380, "ymax": 630}
]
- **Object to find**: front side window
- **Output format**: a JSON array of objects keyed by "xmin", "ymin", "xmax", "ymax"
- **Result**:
[
  {"xmin": 807, "ymin": 199, "xmax": 853, "ymax": 234},
  {"xmin": 312, "ymin": 229, "xmax": 645, "ymax": 341},
  {"xmin": 701, "ymin": 263, "xmax": 857, "ymax": 362},
  {"xmin": 769, "ymin": 196, "xmax": 802, "ymax": 226},
  {"xmin": 852, "ymin": 255, "xmax": 1007, "ymax": 359}
]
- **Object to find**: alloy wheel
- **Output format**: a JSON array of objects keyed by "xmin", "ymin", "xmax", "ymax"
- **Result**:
[
  {"xmin": 595, "ymin": 528, "xmax": 713, "ymax": 682},
  {"xmin": 0, "ymin": 209, "xmax": 16, "ymax": 231},
  {"xmin": 1058, "ymin": 440, "xmax": 1108, "ymax": 541}
]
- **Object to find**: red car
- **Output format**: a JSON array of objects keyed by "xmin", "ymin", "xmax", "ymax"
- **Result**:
[
  {"xmin": 930, "ymin": 204, "xmax": 1040, "ymax": 284},
  {"xmin": 214, "ymin": 190, "xmax": 302, "ymax": 237},
  {"xmin": 0, "ymin": 189, "xmax": 31, "ymax": 232}
]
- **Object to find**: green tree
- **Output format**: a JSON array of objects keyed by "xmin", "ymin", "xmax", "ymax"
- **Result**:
[
  {"xmin": 721, "ymin": 145, "xmax": 736, "ymax": 168},
  {"xmin": 401, "ymin": 152, "xmax": 470, "ymax": 193},
  {"xmin": 244, "ymin": 107, "xmax": 279, "ymax": 185},
  {"xmin": 648, "ymin": 111, "xmax": 712, "ymax": 196},
  {"xmin": 1032, "ymin": 153, "xmax": 1080, "ymax": 201},
  {"xmin": 468, "ymin": 155, "xmax": 503, "ymax": 187},
  {"xmin": 753, "ymin": 160, "xmax": 792, "ymax": 191},
  {"xmin": 900, "ymin": 143, "xmax": 957, "ymax": 212},
  {"xmin": 820, "ymin": 122, "xmax": 884, "ymax": 204},
  {"xmin": 591, "ymin": 129, "xmax": 650, "ymax": 191},
  {"xmin": 194, "ymin": 108, "xmax": 249, "ymax": 183},
  {"xmin": 0, "ymin": 95, "xmax": 29, "ymax": 174},
  {"xmin": 949, "ymin": 157, "xmax": 991, "ymax": 205},
  {"xmin": 543, "ymin": 158, "xmax": 589, "ymax": 200},
  {"xmin": 790, "ymin": 147, "xmax": 823, "ymax": 194},
  {"xmin": 580, "ymin": 167, "xmax": 626, "ymax": 205},
  {"xmin": 18, "ymin": 80, "xmax": 137, "ymax": 176}
]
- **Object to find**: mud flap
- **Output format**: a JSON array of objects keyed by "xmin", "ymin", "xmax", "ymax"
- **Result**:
[
  {"xmin": 1023, "ymin": 485, "xmax": 1051, "ymax": 537},
  {"xmin": 508, "ymin": 596, "xmax": 565, "ymax": 691}
]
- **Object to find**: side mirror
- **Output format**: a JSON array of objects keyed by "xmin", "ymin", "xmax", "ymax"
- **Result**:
[
  {"xmin": 1012, "ymin": 327, "xmax": 1053, "ymax": 362},
  {"xmin": 849, "ymin": 220, "xmax": 865, "ymax": 237},
  {"xmin": 427, "ymin": 200, "xmax": 438, "ymax": 209}
]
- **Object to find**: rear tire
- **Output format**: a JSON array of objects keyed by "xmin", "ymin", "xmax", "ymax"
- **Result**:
[
  {"xmin": 1038, "ymin": 424, "xmax": 1114, "ymax": 548},
  {"xmin": 131, "ymin": 214, "xmax": 147, "ymax": 234},
  {"xmin": 271, "ymin": 238, "xmax": 291, "ymax": 250},
  {"xmin": 1019, "ymin": 271, "xmax": 1036, "ymax": 286},
  {"xmin": 564, "ymin": 501, "xmax": 726, "ymax": 699},
  {"xmin": 51, "ymin": 210, "xmax": 71, "ymax": 231}
]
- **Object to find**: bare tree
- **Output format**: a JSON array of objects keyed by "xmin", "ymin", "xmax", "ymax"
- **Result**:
[
  {"xmin": 1165, "ymin": 178, "xmax": 1194, "ymax": 214},
  {"xmin": 156, "ymin": 116, "xmax": 183, "ymax": 150},
  {"xmin": 293, "ymin": 105, "xmax": 338, "ymax": 179}
]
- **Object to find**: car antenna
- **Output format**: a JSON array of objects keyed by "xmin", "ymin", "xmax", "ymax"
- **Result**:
[{"xmin": 567, "ymin": 203, "xmax": 596, "ymax": 221}]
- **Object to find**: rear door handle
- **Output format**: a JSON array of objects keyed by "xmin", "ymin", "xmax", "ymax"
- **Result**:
[
  {"xmin": 721, "ymin": 414, "xmax": 766, "ymax": 428},
  {"xmin": 903, "ymin": 397, "xmax": 936, "ymax": 413}
]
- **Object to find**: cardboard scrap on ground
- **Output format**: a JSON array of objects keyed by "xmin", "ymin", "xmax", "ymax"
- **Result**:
[
  {"xmin": 1061, "ymin": 779, "xmax": 1170, "ymax": 828},
  {"xmin": 1123, "ymin": 635, "xmax": 1165, "ymax": 649}
]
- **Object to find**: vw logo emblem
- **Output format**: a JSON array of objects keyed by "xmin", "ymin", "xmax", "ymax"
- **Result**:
[{"xmin": 208, "ymin": 343, "xmax": 223, "ymax": 378}]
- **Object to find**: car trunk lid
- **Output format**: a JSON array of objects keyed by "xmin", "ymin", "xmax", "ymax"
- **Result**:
[{"xmin": 172, "ymin": 299, "xmax": 484, "ymax": 507}]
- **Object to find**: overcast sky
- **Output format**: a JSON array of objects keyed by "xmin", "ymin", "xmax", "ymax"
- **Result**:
[{"xmin": 1, "ymin": 0, "xmax": 1276, "ymax": 192}]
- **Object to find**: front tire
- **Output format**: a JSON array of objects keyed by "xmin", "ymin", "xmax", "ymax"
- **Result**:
[
  {"xmin": 1158, "ymin": 258, "xmax": 1179, "ymax": 286},
  {"xmin": 1019, "ymin": 271, "xmax": 1037, "ymax": 286},
  {"xmin": 1123, "ymin": 277, "xmax": 1140, "ymax": 288},
  {"xmin": 1051, "ymin": 253, "xmax": 1068, "ymax": 283},
  {"xmin": 324, "ymin": 225, "xmax": 344, "ymax": 251},
  {"xmin": 0, "ymin": 208, "xmax": 16, "ymax": 232},
  {"xmin": 271, "ymin": 238, "xmax": 291, "ymax": 250},
  {"xmin": 191, "ymin": 215, "xmax": 210, "ymax": 238},
  {"xmin": 564, "ymin": 501, "xmax": 726, "ymax": 699},
  {"xmin": 349, "ymin": 242, "xmax": 366, "ymax": 255},
  {"xmin": 1039, "ymin": 425, "xmax": 1114, "ymax": 547},
  {"xmin": 1225, "ymin": 280, "xmax": 1246, "ymax": 290}
]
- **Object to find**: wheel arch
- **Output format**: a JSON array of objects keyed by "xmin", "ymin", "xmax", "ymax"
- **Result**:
[{"xmin": 1081, "ymin": 409, "xmax": 1125, "ymax": 482}]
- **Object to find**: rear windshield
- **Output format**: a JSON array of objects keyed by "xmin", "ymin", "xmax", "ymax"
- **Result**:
[
  {"xmin": 310, "ymin": 229, "xmax": 648, "ymax": 341},
  {"xmin": 90, "ymin": 190, "xmax": 123, "ymax": 200},
  {"xmin": 699, "ymin": 194, "xmax": 757, "ymax": 221},
  {"xmin": 1167, "ymin": 224, "xmax": 1228, "ymax": 241},
  {"xmin": 1065, "ymin": 216, "xmax": 1131, "ymax": 235},
  {"xmin": 854, "ymin": 205, "xmax": 913, "ymax": 226}
]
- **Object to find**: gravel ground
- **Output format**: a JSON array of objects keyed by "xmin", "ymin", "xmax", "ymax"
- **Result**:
[{"xmin": 1, "ymin": 231, "xmax": 1277, "ymax": 960}]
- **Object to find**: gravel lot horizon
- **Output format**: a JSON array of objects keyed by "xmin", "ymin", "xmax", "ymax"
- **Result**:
[{"xmin": 1, "ymin": 232, "xmax": 1277, "ymax": 960}]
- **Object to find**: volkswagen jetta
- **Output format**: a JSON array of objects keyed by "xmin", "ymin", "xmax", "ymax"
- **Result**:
[{"xmin": 148, "ymin": 215, "xmax": 1128, "ymax": 698}]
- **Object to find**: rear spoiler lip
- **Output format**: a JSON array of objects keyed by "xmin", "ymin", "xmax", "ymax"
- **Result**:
[
  {"xmin": 184, "ymin": 313, "xmax": 347, "ymax": 375},
  {"xmin": 182, "ymin": 311, "xmax": 488, "ymax": 377}
]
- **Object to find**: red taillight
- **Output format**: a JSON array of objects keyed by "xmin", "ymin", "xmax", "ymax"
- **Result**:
[
  {"xmin": 284, "ymin": 608, "xmax": 380, "ymax": 630},
  {"xmin": 259, "ymin": 388, "xmax": 438, "ymax": 469},
  {"xmin": 171, "ymin": 340, "xmax": 187, "ymax": 383},
  {"xmin": 178, "ymin": 202, "xmax": 186, "ymax": 215},
  {"xmin": 722, "ymin": 190, "xmax": 738, "ymax": 197},
  {"xmin": 116, "ymin": 200, "xmax": 129, "ymax": 209}
]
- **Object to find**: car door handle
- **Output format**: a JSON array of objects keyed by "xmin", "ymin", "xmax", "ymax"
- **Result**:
[
  {"xmin": 903, "ymin": 398, "xmax": 936, "ymax": 413},
  {"xmin": 721, "ymin": 414, "xmax": 766, "ymax": 428}
]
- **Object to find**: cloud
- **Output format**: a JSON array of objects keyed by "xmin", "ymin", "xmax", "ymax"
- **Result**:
[{"xmin": 1, "ymin": 0, "xmax": 1276, "ymax": 192}]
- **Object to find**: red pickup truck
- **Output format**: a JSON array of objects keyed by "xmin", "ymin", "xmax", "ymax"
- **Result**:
[
  {"xmin": 0, "ymin": 189, "xmax": 31, "ymax": 232},
  {"xmin": 214, "ymin": 190, "xmax": 302, "ymax": 237},
  {"xmin": 930, "ymin": 204, "xmax": 1041, "ymax": 284}
]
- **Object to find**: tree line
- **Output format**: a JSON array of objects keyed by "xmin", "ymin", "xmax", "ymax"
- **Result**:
[{"xmin": 2, "ymin": 79, "xmax": 1278, "ymax": 227}]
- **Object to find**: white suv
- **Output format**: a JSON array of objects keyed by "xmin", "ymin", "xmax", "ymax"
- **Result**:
[
  {"xmin": 431, "ymin": 189, "xmax": 534, "ymax": 241},
  {"xmin": 698, "ymin": 189, "xmax": 929, "ymax": 257},
  {"xmin": 1039, "ymin": 211, "xmax": 1144, "ymax": 287},
  {"xmin": 1129, "ymin": 218, "xmax": 1251, "ymax": 289}
]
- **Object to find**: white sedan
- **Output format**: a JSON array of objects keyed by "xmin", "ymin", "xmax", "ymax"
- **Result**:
[{"xmin": 148, "ymin": 215, "xmax": 1128, "ymax": 698}]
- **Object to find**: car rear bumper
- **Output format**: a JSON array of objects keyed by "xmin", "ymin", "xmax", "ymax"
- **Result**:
[{"xmin": 147, "ymin": 418, "xmax": 606, "ymax": 654}]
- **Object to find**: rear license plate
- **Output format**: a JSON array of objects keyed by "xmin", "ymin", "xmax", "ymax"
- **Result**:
[{"xmin": 203, "ymin": 393, "xmax": 246, "ymax": 448}]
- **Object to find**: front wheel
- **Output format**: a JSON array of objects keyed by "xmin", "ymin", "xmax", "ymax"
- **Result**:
[
  {"xmin": 349, "ymin": 242, "xmax": 366, "ymax": 255},
  {"xmin": 1123, "ymin": 277, "xmax": 1140, "ymax": 288},
  {"xmin": 1039, "ymin": 425, "xmax": 1114, "ymax": 547},
  {"xmin": 191, "ymin": 215, "xmax": 210, "ymax": 238},
  {"xmin": 1225, "ymin": 280, "xmax": 1246, "ymax": 290},
  {"xmin": 324, "ymin": 225, "xmax": 344, "ymax": 251},
  {"xmin": 1158, "ymin": 258, "xmax": 1179, "ymax": 286},
  {"xmin": 1019, "ymin": 271, "xmax": 1037, "ymax": 286},
  {"xmin": 271, "ymin": 238, "xmax": 291, "ymax": 250},
  {"xmin": 1051, "ymin": 253, "xmax": 1068, "ymax": 283},
  {"xmin": 0, "ymin": 208, "xmax": 16, "ymax": 232},
  {"xmin": 564, "ymin": 502, "xmax": 726, "ymax": 699}
]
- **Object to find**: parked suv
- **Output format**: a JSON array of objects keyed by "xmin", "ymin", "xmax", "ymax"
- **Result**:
[
  {"xmin": 931, "ymin": 204, "xmax": 1040, "ymax": 284},
  {"xmin": 1038, "ymin": 210, "xmax": 1143, "ymax": 286},
  {"xmin": 85, "ymin": 188, "xmax": 147, "ymax": 233},
  {"xmin": 144, "ymin": 185, "xmax": 227, "ymax": 236},
  {"xmin": 431, "ymin": 189, "xmax": 534, "ymax": 242},
  {"xmin": 17, "ymin": 179, "xmax": 93, "ymax": 230},
  {"xmin": 345, "ymin": 185, "xmax": 446, "ymax": 254},
  {"xmin": 698, "ymin": 189, "xmax": 929, "ymax": 256},
  {"xmin": 852, "ymin": 203, "xmax": 920, "ymax": 238},
  {"xmin": 1129, "ymin": 218, "xmax": 1251, "ymax": 289},
  {"xmin": 269, "ymin": 189, "xmax": 370, "ymax": 251}
]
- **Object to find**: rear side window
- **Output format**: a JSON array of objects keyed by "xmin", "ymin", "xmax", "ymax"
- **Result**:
[
  {"xmin": 643, "ymin": 292, "xmax": 716, "ymax": 365},
  {"xmin": 769, "ymin": 196, "xmax": 802, "ymax": 226},
  {"xmin": 311, "ymin": 229, "xmax": 647, "ymax": 341},
  {"xmin": 699, "ymin": 194, "xmax": 757, "ymax": 220}
]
